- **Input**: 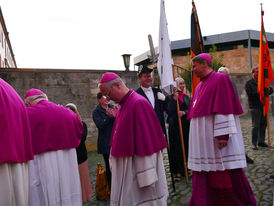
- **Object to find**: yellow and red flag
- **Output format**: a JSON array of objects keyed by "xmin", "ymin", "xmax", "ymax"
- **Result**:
[
  {"xmin": 191, "ymin": 0, "xmax": 204, "ymax": 95},
  {"xmin": 258, "ymin": 7, "xmax": 274, "ymax": 116}
]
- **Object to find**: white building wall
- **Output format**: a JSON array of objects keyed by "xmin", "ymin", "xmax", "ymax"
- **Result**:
[{"xmin": 0, "ymin": 9, "xmax": 16, "ymax": 68}]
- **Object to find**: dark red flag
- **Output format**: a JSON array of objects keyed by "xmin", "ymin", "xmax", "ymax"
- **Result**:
[{"xmin": 191, "ymin": 0, "xmax": 204, "ymax": 95}]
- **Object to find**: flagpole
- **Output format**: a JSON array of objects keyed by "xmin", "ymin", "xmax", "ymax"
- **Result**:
[
  {"xmin": 191, "ymin": 0, "xmax": 204, "ymax": 95},
  {"xmin": 170, "ymin": 64, "xmax": 189, "ymax": 184},
  {"xmin": 267, "ymin": 113, "xmax": 271, "ymax": 151},
  {"xmin": 176, "ymin": 99, "xmax": 189, "ymax": 183},
  {"xmin": 148, "ymin": 33, "xmax": 176, "ymax": 191}
]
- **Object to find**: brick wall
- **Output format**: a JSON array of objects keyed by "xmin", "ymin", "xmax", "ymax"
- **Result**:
[{"xmin": 172, "ymin": 47, "xmax": 274, "ymax": 74}]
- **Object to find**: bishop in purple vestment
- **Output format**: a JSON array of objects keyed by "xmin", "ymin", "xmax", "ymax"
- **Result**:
[
  {"xmin": 25, "ymin": 88, "xmax": 83, "ymax": 206},
  {"xmin": 99, "ymin": 72, "xmax": 168, "ymax": 206},
  {"xmin": 0, "ymin": 78, "xmax": 33, "ymax": 206},
  {"xmin": 188, "ymin": 53, "xmax": 256, "ymax": 206}
]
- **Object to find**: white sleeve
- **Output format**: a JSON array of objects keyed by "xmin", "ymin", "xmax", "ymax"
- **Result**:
[
  {"xmin": 135, "ymin": 154, "xmax": 158, "ymax": 188},
  {"xmin": 214, "ymin": 114, "xmax": 238, "ymax": 137}
]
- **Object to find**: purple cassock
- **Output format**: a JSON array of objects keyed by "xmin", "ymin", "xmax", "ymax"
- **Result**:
[
  {"xmin": 110, "ymin": 89, "xmax": 168, "ymax": 157},
  {"xmin": 26, "ymin": 99, "xmax": 83, "ymax": 155},
  {"xmin": 187, "ymin": 71, "xmax": 257, "ymax": 206},
  {"xmin": 0, "ymin": 78, "xmax": 34, "ymax": 163},
  {"xmin": 188, "ymin": 71, "xmax": 243, "ymax": 119}
]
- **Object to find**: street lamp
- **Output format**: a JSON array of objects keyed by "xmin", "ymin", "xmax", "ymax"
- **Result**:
[{"xmin": 122, "ymin": 54, "xmax": 131, "ymax": 71}]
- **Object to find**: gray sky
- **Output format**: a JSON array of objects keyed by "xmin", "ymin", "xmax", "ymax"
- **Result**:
[{"xmin": 1, "ymin": 0, "xmax": 273, "ymax": 70}]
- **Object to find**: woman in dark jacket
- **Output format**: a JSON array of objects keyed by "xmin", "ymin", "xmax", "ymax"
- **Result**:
[
  {"xmin": 166, "ymin": 77, "xmax": 190, "ymax": 180},
  {"xmin": 65, "ymin": 103, "xmax": 93, "ymax": 203},
  {"xmin": 92, "ymin": 92, "xmax": 116, "ymax": 188}
]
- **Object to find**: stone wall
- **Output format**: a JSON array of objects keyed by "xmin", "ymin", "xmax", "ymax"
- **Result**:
[
  {"xmin": 1, "ymin": 68, "xmax": 273, "ymax": 151},
  {"xmin": 0, "ymin": 68, "xmax": 139, "ymax": 151},
  {"xmin": 230, "ymin": 74, "xmax": 274, "ymax": 114}
]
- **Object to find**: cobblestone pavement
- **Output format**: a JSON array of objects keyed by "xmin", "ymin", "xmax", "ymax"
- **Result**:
[{"xmin": 84, "ymin": 114, "xmax": 274, "ymax": 206}]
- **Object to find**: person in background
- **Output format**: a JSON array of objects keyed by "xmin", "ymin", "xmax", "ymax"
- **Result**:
[
  {"xmin": 245, "ymin": 67, "xmax": 273, "ymax": 150},
  {"xmin": 66, "ymin": 103, "xmax": 93, "ymax": 203},
  {"xmin": 166, "ymin": 77, "xmax": 191, "ymax": 180},
  {"xmin": 0, "ymin": 78, "xmax": 34, "ymax": 206},
  {"xmin": 218, "ymin": 66, "xmax": 254, "ymax": 164},
  {"xmin": 25, "ymin": 88, "xmax": 83, "ymax": 206},
  {"xmin": 92, "ymin": 92, "xmax": 116, "ymax": 189},
  {"xmin": 99, "ymin": 72, "xmax": 168, "ymax": 206},
  {"xmin": 188, "ymin": 53, "xmax": 256, "ymax": 206},
  {"xmin": 136, "ymin": 65, "xmax": 167, "ymax": 136}
]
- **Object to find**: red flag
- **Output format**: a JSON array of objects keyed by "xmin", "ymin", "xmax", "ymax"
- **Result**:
[
  {"xmin": 258, "ymin": 7, "xmax": 274, "ymax": 116},
  {"xmin": 191, "ymin": 0, "xmax": 204, "ymax": 95}
]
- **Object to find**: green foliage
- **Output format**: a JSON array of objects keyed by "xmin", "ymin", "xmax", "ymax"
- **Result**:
[
  {"xmin": 208, "ymin": 45, "xmax": 224, "ymax": 72},
  {"xmin": 182, "ymin": 55, "xmax": 192, "ymax": 93}
]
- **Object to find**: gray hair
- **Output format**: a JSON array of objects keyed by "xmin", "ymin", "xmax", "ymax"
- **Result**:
[
  {"xmin": 218, "ymin": 66, "xmax": 230, "ymax": 74},
  {"xmin": 98, "ymin": 77, "xmax": 125, "ymax": 88},
  {"xmin": 175, "ymin": 77, "xmax": 185, "ymax": 91},
  {"xmin": 192, "ymin": 55, "xmax": 213, "ymax": 67},
  {"xmin": 175, "ymin": 77, "xmax": 184, "ymax": 86},
  {"xmin": 25, "ymin": 93, "xmax": 48, "ymax": 105}
]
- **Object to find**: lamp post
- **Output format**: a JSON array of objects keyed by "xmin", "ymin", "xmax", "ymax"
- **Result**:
[{"xmin": 122, "ymin": 54, "xmax": 131, "ymax": 71}]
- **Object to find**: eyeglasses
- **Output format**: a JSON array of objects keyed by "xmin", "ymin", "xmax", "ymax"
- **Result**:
[{"xmin": 104, "ymin": 87, "xmax": 112, "ymax": 99}]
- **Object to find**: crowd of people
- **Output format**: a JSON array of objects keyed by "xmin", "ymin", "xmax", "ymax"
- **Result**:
[{"xmin": 2, "ymin": 52, "xmax": 271, "ymax": 205}]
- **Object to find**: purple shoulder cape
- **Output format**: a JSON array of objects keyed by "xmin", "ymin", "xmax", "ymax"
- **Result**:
[
  {"xmin": 188, "ymin": 71, "xmax": 243, "ymax": 119},
  {"xmin": 0, "ymin": 78, "xmax": 34, "ymax": 163},
  {"xmin": 26, "ymin": 100, "xmax": 83, "ymax": 155},
  {"xmin": 110, "ymin": 90, "xmax": 168, "ymax": 157}
]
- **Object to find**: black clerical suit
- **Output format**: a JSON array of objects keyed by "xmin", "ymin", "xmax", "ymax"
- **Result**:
[{"xmin": 136, "ymin": 87, "xmax": 167, "ymax": 136}]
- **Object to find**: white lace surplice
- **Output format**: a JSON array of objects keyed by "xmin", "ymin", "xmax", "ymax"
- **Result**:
[
  {"xmin": 110, "ymin": 151, "xmax": 168, "ymax": 206},
  {"xmin": 188, "ymin": 114, "xmax": 246, "ymax": 172},
  {"xmin": 0, "ymin": 162, "xmax": 29, "ymax": 206},
  {"xmin": 29, "ymin": 148, "xmax": 82, "ymax": 206}
]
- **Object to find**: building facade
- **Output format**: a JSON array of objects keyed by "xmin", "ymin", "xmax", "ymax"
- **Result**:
[
  {"xmin": 134, "ymin": 30, "xmax": 274, "ymax": 74},
  {"xmin": 0, "ymin": 7, "xmax": 17, "ymax": 68}
]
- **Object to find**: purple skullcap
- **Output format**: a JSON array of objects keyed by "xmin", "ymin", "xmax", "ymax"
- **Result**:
[
  {"xmin": 25, "ymin": 88, "xmax": 44, "ymax": 100},
  {"xmin": 99, "ymin": 72, "xmax": 119, "ymax": 83},
  {"xmin": 197, "ymin": 53, "xmax": 212, "ymax": 63}
]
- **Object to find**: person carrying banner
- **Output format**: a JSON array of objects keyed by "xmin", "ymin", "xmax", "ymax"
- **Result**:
[
  {"xmin": 166, "ymin": 77, "xmax": 190, "ymax": 180},
  {"xmin": 188, "ymin": 53, "xmax": 256, "ymax": 206},
  {"xmin": 99, "ymin": 72, "xmax": 168, "ymax": 206},
  {"xmin": 245, "ymin": 67, "xmax": 273, "ymax": 150}
]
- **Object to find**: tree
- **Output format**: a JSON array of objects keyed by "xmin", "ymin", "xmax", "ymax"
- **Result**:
[{"xmin": 209, "ymin": 44, "xmax": 224, "ymax": 72}]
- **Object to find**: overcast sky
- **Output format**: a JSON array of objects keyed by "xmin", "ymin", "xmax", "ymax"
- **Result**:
[{"xmin": 1, "ymin": 0, "xmax": 273, "ymax": 70}]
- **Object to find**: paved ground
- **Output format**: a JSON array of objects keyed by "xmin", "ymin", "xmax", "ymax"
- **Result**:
[{"xmin": 84, "ymin": 114, "xmax": 274, "ymax": 206}]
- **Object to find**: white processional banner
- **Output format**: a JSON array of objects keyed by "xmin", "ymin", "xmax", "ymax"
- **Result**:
[{"xmin": 158, "ymin": 0, "xmax": 175, "ymax": 95}]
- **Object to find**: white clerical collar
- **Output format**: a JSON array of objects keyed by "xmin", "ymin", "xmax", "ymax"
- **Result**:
[{"xmin": 141, "ymin": 86, "xmax": 152, "ymax": 92}]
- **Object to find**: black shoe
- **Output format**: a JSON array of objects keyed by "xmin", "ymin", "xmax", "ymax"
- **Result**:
[
  {"xmin": 246, "ymin": 154, "xmax": 254, "ymax": 164},
  {"xmin": 258, "ymin": 142, "xmax": 268, "ymax": 147},
  {"xmin": 252, "ymin": 145, "xmax": 258, "ymax": 150}
]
